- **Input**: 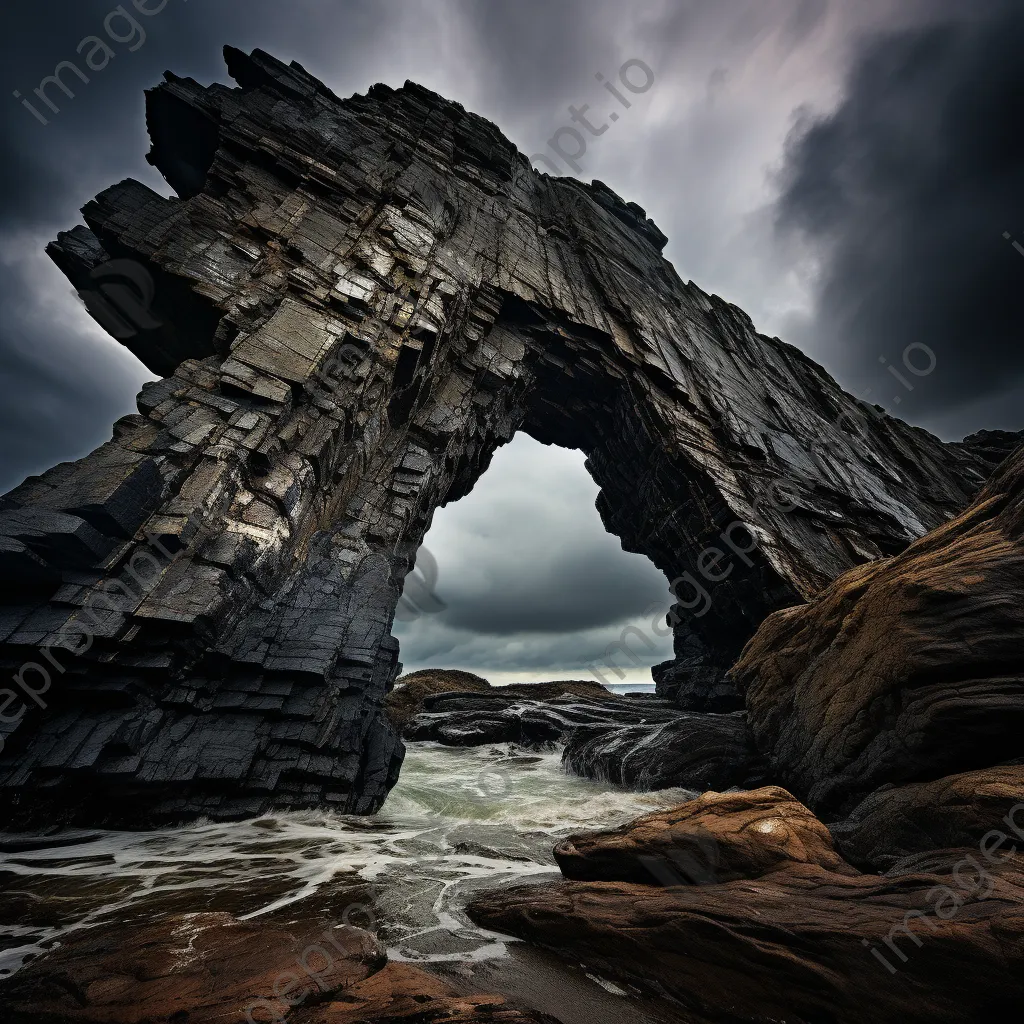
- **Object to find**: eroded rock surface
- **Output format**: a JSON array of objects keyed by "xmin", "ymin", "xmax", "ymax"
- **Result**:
[
  {"xmin": 733, "ymin": 444, "xmax": 1024, "ymax": 815},
  {"xmin": 0, "ymin": 913, "xmax": 385, "ymax": 1023},
  {"xmin": 468, "ymin": 856, "xmax": 1024, "ymax": 1024},
  {"xmin": 389, "ymin": 673, "xmax": 617, "ymax": 739},
  {"xmin": 403, "ymin": 689, "xmax": 649, "ymax": 747},
  {"xmin": 0, "ymin": 912, "xmax": 557, "ymax": 1024},
  {"xmin": 384, "ymin": 669, "xmax": 492, "ymax": 730},
  {"xmin": 831, "ymin": 765, "xmax": 1024, "ymax": 871},
  {"xmin": 561, "ymin": 711, "xmax": 766, "ymax": 792},
  {"xmin": 0, "ymin": 46, "xmax": 995, "ymax": 826},
  {"xmin": 554, "ymin": 786, "xmax": 858, "ymax": 885},
  {"xmin": 960, "ymin": 428, "xmax": 1024, "ymax": 473}
]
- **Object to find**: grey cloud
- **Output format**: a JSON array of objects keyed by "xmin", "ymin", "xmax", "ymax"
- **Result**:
[
  {"xmin": 396, "ymin": 437, "xmax": 672, "ymax": 641},
  {"xmin": 394, "ymin": 586, "xmax": 674, "ymax": 680},
  {"xmin": 774, "ymin": 0, "xmax": 1024, "ymax": 434},
  {"xmin": 0, "ymin": 245, "xmax": 153, "ymax": 492}
]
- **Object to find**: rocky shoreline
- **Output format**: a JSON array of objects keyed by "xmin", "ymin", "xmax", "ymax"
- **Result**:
[
  {"xmin": 0, "ymin": 912, "xmax": 561, "ymax": 1024},
  {"xmin": 396, "ymin": 442, "xmax": 1024, "ymax": 1020},
  {"xmin": 4, "ymin": 444, "xmax": 1022, "ymax": 1021}
]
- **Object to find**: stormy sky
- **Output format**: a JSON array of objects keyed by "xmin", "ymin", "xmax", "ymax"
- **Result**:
[{"xmin": 1, "ymin": 1, "xmax": 1021, "ymax": 684}]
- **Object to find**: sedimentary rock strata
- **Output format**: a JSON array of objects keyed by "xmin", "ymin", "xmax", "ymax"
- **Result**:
[
  {"xmin": 0, "ymin": 912, "xmax": 555, "ymax": 1024},
  {"xmin": 561, "ymin": 711, "xmax": 765, "ymax": 791},
  {"xmin": 470, "ymin": 786, "xmax": 1024, "ymax": 1022},
  {"xmin": 402, "ymin": 689, "xmax": 640, "ymax": 747},
  {"xmin": 831, "ymin": 765, "xmax": 1024, "ymax": 871},
  {"xmin": 554, "ymin": 786, "xmax": 857, "ymax": 885},
  {"xmin": 0, "ymin": 46, "xmax": 996, "ymax": 826},
  {"xmin": 469, "ymin": 857, "xmax": 1024, "ymax": 1024},
  {"xmin": 386, "ymin": 671, "xmax": 615, "ymax": 736},
  {"xmin": 733, "ymin": 444, "xmax": 1024, "ymax": 815},
  {"xmin": 384, "ymin": 669, "xmax": 492, "ymax": 729},
  {"xmin": 960, "ymin": 428, "xmax": 1024, "ymax": 473}
]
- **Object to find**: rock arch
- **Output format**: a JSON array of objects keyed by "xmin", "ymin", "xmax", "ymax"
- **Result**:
[{"xmin": 0, "ymin": 48, "xmax": 988, "ymax": 827}]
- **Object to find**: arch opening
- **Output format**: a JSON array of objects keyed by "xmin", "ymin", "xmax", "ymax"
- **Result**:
[{"xmin": 393, "ymin": 432, "xmax": 674, "ymax": 692}]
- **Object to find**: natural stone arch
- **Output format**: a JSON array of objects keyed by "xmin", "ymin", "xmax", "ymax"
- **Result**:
[{"xmin": 0, "ymin": 47, "xmax": 989, "ymax": 827}]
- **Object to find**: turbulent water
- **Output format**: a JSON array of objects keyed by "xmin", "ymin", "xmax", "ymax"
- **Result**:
[{"xmin": 0, "ymin": 743, "xmax": 694, "ymax": 991}]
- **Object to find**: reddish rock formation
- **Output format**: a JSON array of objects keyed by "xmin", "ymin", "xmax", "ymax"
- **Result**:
[
  {"xmin": 0, "ymin": 913, "xmax": 384, "ymax": 1023},
  {"xmin": 732, "ymin": 443, "xmax": 1024, "ymax": 815},
  {"xmin": 554, "ymin": 786, "xmax": 858, "ymax": 885},
  {"xmin": 315, "ymin": 962, "xmax": 560, "ymax": 1023},
  {"xmin": 831, "ymin": 765, "xmax": 1024, "ymax": 871},
  {"xmin": 0, "ymin": 912, "xmax": 556, "ymax": 1024},
  {"xmin": 468, "ymin": 855, "xmax": 1024, "ymax": 1023}
]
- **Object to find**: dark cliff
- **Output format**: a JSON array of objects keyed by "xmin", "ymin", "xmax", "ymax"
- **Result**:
[{"xmin": 0, "ymin": 47, "xmax": 993, "ymax": 827}]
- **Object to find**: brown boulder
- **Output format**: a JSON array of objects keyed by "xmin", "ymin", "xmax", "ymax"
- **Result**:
[
  {"xmin": 554, "ymin": 786, "xmax": 858, "ymax": 885},
  {"xmin": 832, "ymin": 764, "xmax": 1024, "ymax": 871},
  {"xmin": 385, "ymin": 669, "xmax": 492, "ymax": 730},
  {"xmin": 468, "ymin": 854, "xmax": 1024, "ymax": 1023},
  {"xmin": 0, "ymin": 912, "xmax": 557, "ymax": 1024},
  {"xmin": 312, "ymin": 962, "xmax": 560, "ymax": 1023},
  {"xmin": 0, "ymin": 913, "xmax": 384, "ymax": 1023},
  {"xmin": 386, "ymin": 671, "xmax": 616, "ymax": 734},
  {"xmin": 732, "ymin": 444, "xmax": 1024, "ymax": 814}
]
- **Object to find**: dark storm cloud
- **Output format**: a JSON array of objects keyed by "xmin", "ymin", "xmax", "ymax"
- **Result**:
[
  {"xmin": 775, "ymin": 0, "xmax": 1024, "ymax": 434},
  {"xmin": 0, "ymin": 0, "xmax": 645, "ymax": 490},
  {"xmin": 0, "ymin": 0, "xmax": 393, "ymax": 491},
  {"xmin": 438, "ymin": 546, "xmax": 667, "ymax": 635},
  {"xmin": 0, "ymin": 245, "xmax": 154, "ymax": 489},
  {"xmin": 391, "ymin": 436, "xmax": 676, "ymax": 680}
]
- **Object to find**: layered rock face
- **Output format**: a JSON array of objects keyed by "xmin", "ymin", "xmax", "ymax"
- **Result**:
[
  {"xmin": 386, "ymin": 671, "xmax": 618, "ymax": 739},
  {"xmin": 831, "ymin": 765, "xmax": 1024, "ymax": 871},
  {"xmin": 560, "ymin": 711, "xmax": 765, "ymax": 792},
  {"xmin": 389, "ymin": 671, "xmax": 765, "ymax": 791},
  {"xmin": 468, "ymin": 787, "xmax": 1024, "ymax": 1023},
  {"xmin": 732, "ymin": 443, "xmax": 1024, "ymax": 816},
  {"xmin": 0, "ymin": 47, "xmax": 992, "ymax": 827}
]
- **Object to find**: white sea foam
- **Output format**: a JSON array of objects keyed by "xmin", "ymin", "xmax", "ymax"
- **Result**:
[{"xmin": 0, "ymin": 743, "xmax": 695, "ymax": 975}]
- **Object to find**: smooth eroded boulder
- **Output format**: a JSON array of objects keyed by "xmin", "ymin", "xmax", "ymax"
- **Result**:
[
  {"xmin": 732, "ymin": 444, "xmax": 1024, "ymax": 814},
  {"xmin": 468, "ymin": 854, "xmax": 1024, "ymax": 1024},
  {"xmin": 554, "ymin": 786, "xmax": 858, "ymax": 885}
]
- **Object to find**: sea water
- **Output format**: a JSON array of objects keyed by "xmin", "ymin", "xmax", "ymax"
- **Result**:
[{"xmin": 0, "ymin": 742, "xmax": 699, "ymax": 1022}]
